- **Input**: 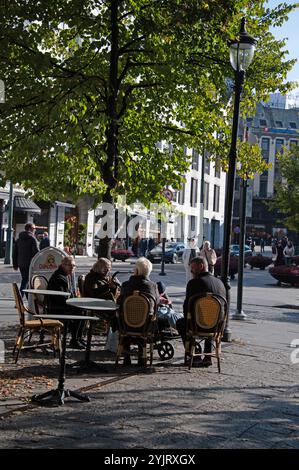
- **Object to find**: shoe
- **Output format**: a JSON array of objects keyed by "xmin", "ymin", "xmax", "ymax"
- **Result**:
[
  {"xmin": 123, "ymin": 356, "xmax": 131, "ymax": 366},
  {"xmin": 68, "ymin": 340, "xmax": 85, "ymax": 350}
]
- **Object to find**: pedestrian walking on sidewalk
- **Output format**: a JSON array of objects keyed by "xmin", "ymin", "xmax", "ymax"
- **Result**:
[
  {"xmin": 182, "ymin": 237, "xmax": 200, "ymax": 283},
  {"xmin": 200, "ymin": 240, "xmax": 217, "ymax": 275},
  {"xmin": 12, "ymin": 223, "xmax": 39, "ymax": 297}
]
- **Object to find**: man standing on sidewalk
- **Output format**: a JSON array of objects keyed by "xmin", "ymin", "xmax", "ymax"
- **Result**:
[{"xmin": 12, "ymin": 223, "xmax": 39, "ymax": 297}]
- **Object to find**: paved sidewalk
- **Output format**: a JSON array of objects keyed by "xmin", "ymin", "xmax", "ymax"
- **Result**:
[{"xmin": 0, "ymin": 260, "xmax": 298, "ymax": 449}]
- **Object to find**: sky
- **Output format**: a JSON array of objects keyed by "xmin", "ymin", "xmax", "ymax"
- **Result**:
[{"xmin": 267, "ymin": 0, "xmax": 299, "ymax": 85}]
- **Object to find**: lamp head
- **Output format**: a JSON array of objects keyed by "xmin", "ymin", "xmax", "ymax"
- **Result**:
[{"xmin": 230, "ymin": 18, "xmax": 256, "ymax": 72}]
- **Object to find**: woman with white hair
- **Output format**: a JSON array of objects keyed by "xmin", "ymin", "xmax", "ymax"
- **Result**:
[
  {"xmin": 200, "ymin": 240, "xmax": 217, "ymax": 275},
  {"xmin": 84, "ymin": 257, "xmax": 120, "ymax": 301},
  {"xmin": 118, "ymin": 257, "xmax": 159, "ymax": 366}
]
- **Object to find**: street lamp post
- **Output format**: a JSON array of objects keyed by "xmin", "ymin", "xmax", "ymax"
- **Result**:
[
  {"xmin": 4, "ymin": 182, "xmax": 14, "ymax": 265},
  {"xmin": 233, "ymin": 177, "xmax": 248, "ymax": 319},
  {"xmin": 221, "ymin": 18, "xmax": 256, "ymax": 341}
]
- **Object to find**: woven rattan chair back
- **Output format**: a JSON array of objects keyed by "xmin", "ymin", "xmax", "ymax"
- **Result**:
[
  {"xmin": 31, "ymin": 275, "xmax": 49, "ymax": 313},
  {"xmin": 12, "ymin": 282, "xmax": 27, "ymax": 327},
  {"xmin": 78, "ymin": 275, "xmax": 86, "ymax": 297},
  {"xmin": 123, "ymin": 292, "xmax": 150, "ymax": 328},
  {"xmin": 194, "ymin": 296, "xmax": 221, "ymax": 330}
]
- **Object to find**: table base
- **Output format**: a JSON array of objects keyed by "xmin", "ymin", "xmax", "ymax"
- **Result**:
[{"xmin": 31, "ymin": 388, "xmax": 90, "ymax": 406}]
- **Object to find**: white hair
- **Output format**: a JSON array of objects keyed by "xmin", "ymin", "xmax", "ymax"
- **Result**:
[{"xmin": 134, "ymin": 257, "xmax": 153, "ymax": 277}]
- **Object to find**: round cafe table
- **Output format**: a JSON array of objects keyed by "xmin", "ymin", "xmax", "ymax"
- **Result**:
[
  {"xmin": 66, "ymin": 297, "xmax": 119, "ymax": 373},
  {"xmin": 31, "ymin": 314, "xmax": 98, "ymax": 406}
]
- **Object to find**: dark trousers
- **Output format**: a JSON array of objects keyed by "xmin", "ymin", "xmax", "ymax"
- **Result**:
[
  {"xmin": 176, "ymin": 317, "xmax": 212, "ymax": 354},
  {"xmin": 19, "ymin": 266, "xmax": 29, "ymax": 298}
]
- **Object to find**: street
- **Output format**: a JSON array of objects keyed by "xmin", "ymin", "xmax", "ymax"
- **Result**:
[{"xmin": 0, "ymin": 258, "xmax": 299, "ymax": 449}]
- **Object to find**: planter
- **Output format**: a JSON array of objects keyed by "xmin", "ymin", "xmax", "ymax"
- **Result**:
[
  {"xmin": 248, "ymin": 255, "xmax": 272, "ymax": 270},
  {"xmin": 214, "ymin": 256, "xmax": 238, "ymax": 279},
  {"xmin": 269, "ymin": 266, "xmax": 299, "ymax": 286}
]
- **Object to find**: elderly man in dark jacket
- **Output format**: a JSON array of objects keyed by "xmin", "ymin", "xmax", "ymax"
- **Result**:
[
  {"xmin": 118, "ymin": 257, "xmax": 159, "ymax": 366},
  {"xmin": 13, "ymin": 222, "xmax": 39, "ymax": 297},
  {"xmin": 176, "ymin": 256, "xmax": 226, "ymax": 367},
  {"xmin": 47, "ymin": 256, "xmax": 84, "ymax": 349}
]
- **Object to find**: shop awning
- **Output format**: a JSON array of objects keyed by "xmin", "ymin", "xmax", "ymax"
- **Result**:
[{"xmin": 14, "ymin": 196, "xmax": 41, "ymax": 214}]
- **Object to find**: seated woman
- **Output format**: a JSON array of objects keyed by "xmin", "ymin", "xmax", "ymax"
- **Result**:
[
  {"xmin": 156, "ymin": 281, "xmax": 183, "ymax": 331},
  {"xmin": 118, "ymin": 257, "xmax": 159, "ymax": 366},
  {"xmin": 84, "ymin": 258, "xmax": 121, "ymax": 301}
]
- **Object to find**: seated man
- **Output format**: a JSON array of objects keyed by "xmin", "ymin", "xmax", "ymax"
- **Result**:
[
  {"xmin": 118, "ymin": 257, "xmax": 159, "ymax": 366},
  {"xmin": 47, "ymin": 256, "xmax": 85, "ymax": 349},
  {"xmin": 84, "ymin": 258, "xmax": 121, "ymax": 301},
  {"xmin": 176, "ymin": 256, "xmax": 226, "ymax": 367}
]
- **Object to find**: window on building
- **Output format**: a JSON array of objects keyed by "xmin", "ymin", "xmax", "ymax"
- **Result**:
[
  {"xmin": 183, "ymin": 145, "xmax": 188, "ymax": 156},
  {"xmin": 259, "ymin": 179, "xmax": 267, "ymax": 198},
  {"xmin": 214, "ymin": 158, "xmax": 221, "ymax": 178},
  {"xmin": 191, "ymin": 148, "xmax": 199, "ymax": 171},
  {"xmin": 204, "ymin": 152, "xmax": 210, "ymax": 174},
  {"xmin": 190, "ymin": 178, "xmax": 198, "ymax": 207},
  {"xmin": 189, "ymin": 215, "xmax": 196, "ymax": 233},
  {"xmin": 261, "ymin": 137, "xmax": 270, "ymax": 162},
  {"xmin": 213, "ymin": 185, "xmax": 220, "ymax": 212},
  {"xmin": 275, "ymin": 120, "xmax": 283, "ymax": 128},
  {"xmin": 260, "ymin": 119, "xmax": 267, "ymax": 127},
  {"xmin": 235, "ymin": 177, "xmax": 240, "ymax": 191},
  {"xmin": 290, "ymin": 139, "xmax": 298, "ymax": 149},
  {"xmin": 289, "ymin": 122, "xmax": 297, "ymax": 129},
  {"xmin": 275, "ymin": 138, "xmax": 284, "ymax": 155},
  {"xmin": 246, "ymin": 117, "xmax": 253, "ymax": 123},
  {"xmin": 178, "ymin": 183, "xmax": 185, "ymax": 205},
  {"xmin": 204, "ymin": 182, "xmax": 209, "ymax": 210}
]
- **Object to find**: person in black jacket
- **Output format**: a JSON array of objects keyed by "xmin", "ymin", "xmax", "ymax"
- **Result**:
[
  {"xmin": 84, "ymin": 258, "xmax": 120, "ymax": 301},
  {"xmin": 118, "ymin": 257, "xmax": 159, "ymax": 366},
  {"xmin": 176, "ymin": 256, "xmax": 226, "ymax": 367},
  {"xmin": 47, "ymin": 256, "xmax": 84, "ymax": 349},
  {"xmin": 39, "ymin": 231, "xmax": 50, "ymax": 250},
  {"xmin": 13, "ymin": 223, "xmax": 39, "ymax": 297}
]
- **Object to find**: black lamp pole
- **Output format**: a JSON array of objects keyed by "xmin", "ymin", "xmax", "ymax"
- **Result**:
[
  {"xmin": 4, "ymin": 182, "xmax": 14, "ymax": 265},
  {"xmin": 159, "ymin": 237, "xmax": 166, "ymax": 276},
  {"xmin": 233, "ymin": 177, "xmax": 248, "ymax": 319},
  {"xmin": 221, "ymin": 18, "xmax": 256, "ymax": 341}
]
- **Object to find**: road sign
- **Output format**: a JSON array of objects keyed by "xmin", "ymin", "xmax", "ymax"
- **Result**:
[{"xmin": 162, "ymin": 188, "xmax": 173, "ymax": 202}]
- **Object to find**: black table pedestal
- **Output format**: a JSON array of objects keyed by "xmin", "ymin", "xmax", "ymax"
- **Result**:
[
  {"xmin": 31, "ymin": 318, "xmax": 90, "ymax": 406},
  {"xmin": 32, "ymin": 387, "xmax": 90, "ymax": 406},
  {"xmin": 70, "ymin": 318, "xmax": 108, "ymax": 373}
]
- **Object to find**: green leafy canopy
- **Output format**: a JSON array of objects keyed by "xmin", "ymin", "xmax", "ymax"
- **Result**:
[{"xmin": 0, "ymin": 0, "xmax": 296, "ymax": 205}]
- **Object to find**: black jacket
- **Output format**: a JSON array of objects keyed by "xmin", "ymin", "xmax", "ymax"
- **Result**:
[
  {"xmin": 12, "ymin": 231, "xmax": 39, "ymax": 269},
  {"xmin": 47, "ymin": 266, "xmax": 70, "ymax": 314},
  {"xmin": 40, "ymin": 237, "xmax": 50, "ymax": 250},
  {"xmin": 119, "ymin": 275, "xmax": 159, "ymax": 313},
  {"xmin": 183, "ymin": 272, "xmax": 226, "ymax": 315},
  {"xmin": 84, "ymin": 270, "xmax": 120, "ymax": 300}
]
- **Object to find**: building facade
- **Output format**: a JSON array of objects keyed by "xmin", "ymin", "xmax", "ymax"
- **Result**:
[{"xmin": 234, "ymin": 98, "xmax": 299, "ymax": 242}]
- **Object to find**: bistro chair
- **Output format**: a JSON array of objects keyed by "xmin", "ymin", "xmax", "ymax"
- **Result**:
[
  {"xmin": 77, "ymin": 275, "xmax": 86, "ymax": 297},
  {"xmin": 30, "ymin": 274, "xmax": 49, "ymax": 314},
  {"xmin": 12, "ymin": 283, "xmax": 63, "ymax": 364},
  {"xmin": 115, "ymin": 290, "xmax": 157, "ymax": 367},
  {"xmin": 185, "ymin": 292, "xmax": 227, "ymax": 373}
]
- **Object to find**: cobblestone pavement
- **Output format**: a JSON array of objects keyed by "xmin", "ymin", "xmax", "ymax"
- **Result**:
[{"xmin": 0, "ymin": 257, "xmax": 299, "ymax": 449}]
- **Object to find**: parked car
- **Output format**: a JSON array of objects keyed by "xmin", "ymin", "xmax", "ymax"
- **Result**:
[
  {"xmin": 111, "ymin": 248, "xmax": 134, "ymax": 262},
  {"xmin": 230, "ymin": 244, "xmax": 252, "ymax": 258},
  {"xmin": 147, "ymin": 242, "xmax": 186, "ymax": 264}
]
